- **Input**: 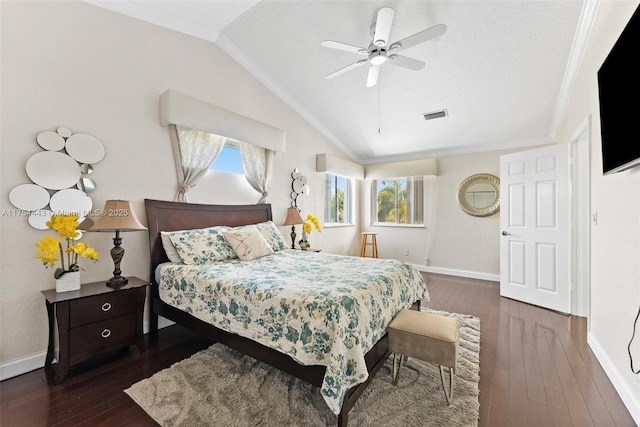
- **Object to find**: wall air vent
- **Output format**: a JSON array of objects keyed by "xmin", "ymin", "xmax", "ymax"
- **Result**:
[{"xmin": 423, "ymin": 109, "xmax": 448, "ymax": 121}]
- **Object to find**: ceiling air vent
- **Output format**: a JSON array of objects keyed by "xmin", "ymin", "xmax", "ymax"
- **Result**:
[{"xmin": 423, "ymin": 109, "xmax": 448, "ymax": 121}]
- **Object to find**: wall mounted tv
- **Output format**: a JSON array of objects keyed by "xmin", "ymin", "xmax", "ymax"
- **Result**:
[{"xmin": 597, "ymin": 4, "xmax": 640, "ymax": 175}]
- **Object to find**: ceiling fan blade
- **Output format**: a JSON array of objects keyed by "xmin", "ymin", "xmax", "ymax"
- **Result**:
[
  {"xmin": 388, "ymin": 54, "xmax": 425, "ymax": 71},
  {"xmin": 388, "ymin": 24, "xmax": 447, "ymax": 52},
  {"xmin": 373, "ymin": 7, "xmax": 394, "ymax": 47},
  {"xmin": 321, "ymin": 40, "xmax": 368, "ymax": 55},
  {"xmin": 366, "ymin": 65, "xmax": 380, "ymax": 87},
  {"xmin": 326, "ymin": 59, "xmax": 368, "ymax": 79}
]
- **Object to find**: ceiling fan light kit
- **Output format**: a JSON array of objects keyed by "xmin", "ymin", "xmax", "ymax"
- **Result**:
[
  {"xmin": 322, "ymin": 6, "xmax": 446, "ymax": 87},
  {"xmin": 369, "ymin": 51, "xmax": 387, "ymax": 66}
]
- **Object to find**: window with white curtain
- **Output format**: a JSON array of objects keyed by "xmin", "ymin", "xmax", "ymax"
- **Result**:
[
  {"xmin": 324, "ymin": 174, "xmax": 353, "ymax": 224},
  {"xmin": 371, "ymin": 177, "xmax": 424, "ymax": 225}
]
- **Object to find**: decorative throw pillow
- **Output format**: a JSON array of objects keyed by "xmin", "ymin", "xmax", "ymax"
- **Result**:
[
  {"xmin": 168, "ymin": 226, "xmax": 237, "ymax": 265},
  {"xmin": 255, "ymin": 220, "xmax": 288, "ymax": 252},
  {"xmin": 160, "ymin": 231, "xmax": 184, "ymax": 263},
  {"xmin": 223, "ymin": 225, "xmax": 274, "ymax": 261}
]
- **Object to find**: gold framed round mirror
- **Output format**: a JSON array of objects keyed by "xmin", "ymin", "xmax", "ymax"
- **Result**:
[{"xmin": 457, "ymin": 173, "xmax": 500, "ymax": 217}]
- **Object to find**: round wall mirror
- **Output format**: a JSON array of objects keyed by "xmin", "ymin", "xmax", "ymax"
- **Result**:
[
  {"xmin": 65, "ymin": 133, "xmax": 106, "ymax": 164},
  {"xmin": 9, "ymin": 183, "xmax": 50, "ymax": 211},
  {"xmin": 457, "ymin": 173, "xmax": 500, "ymax": 217},
  {"xmin": 28, "ymin": 209, "xmax": 53, "ymax": 230},
  {"xmin": 292, "ymin": 179, "xmax": 304, "ymax": 194},
  {"xmin": 50, "ymin": 188, "xmax": 93, "ymax": 219},
  {"xmin": 36, "ymin": 131, "xmax": 65, "ymax": 151},
  {"xmin": 25, "ymin": 151, "xmax": 81, "ymax": 190}
]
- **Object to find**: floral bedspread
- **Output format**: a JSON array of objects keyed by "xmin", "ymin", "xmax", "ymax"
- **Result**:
[{"xmin": 159, "ymin": 249, "xmax": 428, "ymax": 414}]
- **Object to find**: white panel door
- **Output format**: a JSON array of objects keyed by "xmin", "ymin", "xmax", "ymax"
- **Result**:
[{"xmin": 500, "ymin": 144, "xmax": 571, "ymax": 313}]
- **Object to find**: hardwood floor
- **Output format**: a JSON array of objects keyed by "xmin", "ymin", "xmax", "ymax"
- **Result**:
[
  {"xmin": 422, "ymin": 273, "xmax": 635, "ymax": 427},
  {"xmin": 0, "ymin": 273, "xmax": 635, "ymax": 426}
]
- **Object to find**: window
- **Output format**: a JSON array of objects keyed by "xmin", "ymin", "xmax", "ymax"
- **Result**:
[
  {"xmin": 210, "ymin": 142, "xmax": 244, "ymax": 174},
  {"xmin": 372, "ymin": 177, "xmax": 424, "ymax": 224},
  {"xmin": 324, "ymin": 174, "xmax": 352, "ymax": 224}
]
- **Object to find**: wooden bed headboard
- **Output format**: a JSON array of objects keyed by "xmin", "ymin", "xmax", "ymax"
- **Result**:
[{"xmin": 144, "ymin": 199, "xmax": 273, "ymax": 284}]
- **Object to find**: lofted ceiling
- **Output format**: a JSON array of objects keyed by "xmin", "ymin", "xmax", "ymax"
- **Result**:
[{"xmin": 87, "ymin": 0, "xmax": 591, "ymax": 165}]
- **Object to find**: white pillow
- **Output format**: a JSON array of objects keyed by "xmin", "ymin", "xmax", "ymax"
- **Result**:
[
  {"xmin": 160, "ymin": 231, "xmax": 184, "ymax": 263},
  {"xmin": 168, "ymin": 226, "xmax": 237, "ymax": 265},
  {"xmin": 223, "ymin": 225, "xmax": 274, "ymax": 261},
  {"xmin": 255, "ymin": 220, "xmax": 288, "ymax": 252}
]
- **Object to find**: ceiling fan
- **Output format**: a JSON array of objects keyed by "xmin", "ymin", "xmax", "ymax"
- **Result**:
[{"xmin": 321, "ymin": 7, "xmax": 446, "ymax": 87}]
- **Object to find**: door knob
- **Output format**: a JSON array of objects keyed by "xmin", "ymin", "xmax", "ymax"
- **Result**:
[{"xmin": 501, "ymin": 231, "xmax": 510, "ymax": 236}]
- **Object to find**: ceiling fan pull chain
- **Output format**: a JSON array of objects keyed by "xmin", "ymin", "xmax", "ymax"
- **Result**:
[{"xmin": 378, "ymin": 73, "xmax": 381, "ymax": 134}]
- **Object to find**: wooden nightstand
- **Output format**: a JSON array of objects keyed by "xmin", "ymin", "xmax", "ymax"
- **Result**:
[{"xmin": 41, "ymin": 276, "xmax": 149, "ymax": 384}]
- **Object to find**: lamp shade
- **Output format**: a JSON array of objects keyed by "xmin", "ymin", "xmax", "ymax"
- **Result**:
[
  {"xmin": 283, "ymin": 207, "xmax": 304, "ymax": 225},
  {"xmin": 89, "ymin": 200, "xmax": 147, "ymax": 232}
]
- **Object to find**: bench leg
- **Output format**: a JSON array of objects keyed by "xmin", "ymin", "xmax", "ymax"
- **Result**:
[
  {"xmin": 439, "ymin": 366, "xmax": 455, "ymax": 405},
  {"xmin": 391, "ymin": 353, "xmax": 405, "ymax": 386}
]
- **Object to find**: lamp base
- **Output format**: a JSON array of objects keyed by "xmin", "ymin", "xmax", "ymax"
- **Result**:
[
  {"xmin": 290, "ymin": 225, "xmax": 297, "ymax": 249},
  {"xmin": 106, "ymin": 275, "xmax": 128, "ymax": 287},
  {"xmin": 107, "ymin": 231, "xmax": 128, "ymax": 288}
]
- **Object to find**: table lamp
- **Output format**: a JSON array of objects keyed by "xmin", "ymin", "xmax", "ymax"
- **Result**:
[
  {"xmin": 283, "ymin": 207, "xmax": 304, "ymax": 249},
  {"xmin": 88, "ymin": 200, "xmax": 147, "ymax": 287}
]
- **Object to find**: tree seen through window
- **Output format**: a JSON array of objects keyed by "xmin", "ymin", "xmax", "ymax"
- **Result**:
[
  {"xmin": 325, "ymin": 174, "xmax": 351, "ymax": 224},
  {"xmin": 373, "ymin": 177, "xmax": 423, "ymax": 224}
]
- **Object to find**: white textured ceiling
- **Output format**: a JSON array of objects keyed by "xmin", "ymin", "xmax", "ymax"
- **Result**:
[{"xmin": 88, "ymin": 0, "xmax": 588, "ymax": 164}]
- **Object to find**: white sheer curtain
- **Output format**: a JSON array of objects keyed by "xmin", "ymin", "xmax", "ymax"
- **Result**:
[
  {"xmin": 170, "ymin": 124, "xmax": 225, "ymax": 202},
  {"xmin": 239, "ymin": 141, "xmax": 274, "ymax": 204},
  {"xmin": 424, "ymin": 176, "xmax": 439, "ymax": 264}
]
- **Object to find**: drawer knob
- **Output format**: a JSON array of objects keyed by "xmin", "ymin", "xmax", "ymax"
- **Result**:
[
  {"xmin": 101, "ymin": 329, "xmax": 111, "ymax": 338},
  {"xmin": 101, "ymin": 302, "xmax": 111, "ymax": 312}
]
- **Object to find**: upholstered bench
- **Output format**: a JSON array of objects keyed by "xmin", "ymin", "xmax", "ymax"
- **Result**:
[{"xmin": 387, "ymin": 309, "xmax": 459, "ymax": 405}]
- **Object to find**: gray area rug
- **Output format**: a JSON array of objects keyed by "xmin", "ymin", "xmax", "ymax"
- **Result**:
[{"xmin": 125, "ymin": 310, "xmax": 480, "ymax": 426}]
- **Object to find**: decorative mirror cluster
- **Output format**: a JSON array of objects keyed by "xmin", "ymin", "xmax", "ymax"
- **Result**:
[
  {"xmin": 457, "ymin": 173, "xmax": 500, "ymax": 217},
  {"xmin": 290, "ymin": 169, "xmax": 310, "ymax": 209},
  {"xmin": 9, "ymin": 127, "xmax": 105, "ymax": 229}
]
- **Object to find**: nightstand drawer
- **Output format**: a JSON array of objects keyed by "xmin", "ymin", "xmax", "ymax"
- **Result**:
[
  {"xmin": 69, "ymin": 314, "xmax": 136, "ymax": 365},
  {"xmin": 69, "ymin": 290, "xmax": 136, "ymax": 327}
]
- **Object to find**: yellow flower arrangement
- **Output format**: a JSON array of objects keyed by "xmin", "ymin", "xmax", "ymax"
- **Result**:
[
  {"xmin": 302, "ymin": 214, "xmax": 322, "ymax": 235},
  {"xmin": 35, "ymin": 214, "xmax": 99, "ymax": 279}
]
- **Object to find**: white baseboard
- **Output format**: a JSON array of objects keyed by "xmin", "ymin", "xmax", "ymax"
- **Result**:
[
  {"xmin": 413, "ymin": 264, "xmax": 500, "ymax": 282},
  {"xmin": 0, "ymin": 316, "xmax": 176, "ymax": 381},
  {"xmin": 156, "ymin": 316, "xmax": 175, "ymax": 330},
  {"xmin": 588, "ymin": 332, "xmax": 640, "ymax": 425},
  {"xmin": 0, "ymin": 352, "xmax": 48, "ymax": 381}
]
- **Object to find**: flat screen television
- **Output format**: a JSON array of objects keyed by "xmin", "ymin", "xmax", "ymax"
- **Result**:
[{"xmin": 597, "ymin": 4, "xmax": 640, "ymax": 175}]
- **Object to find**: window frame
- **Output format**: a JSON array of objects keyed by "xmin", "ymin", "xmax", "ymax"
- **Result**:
[
  {"xmin": 371, "ymin": 176, "xmax": 425, "ymax": 226},
  {"xmin": 324, "ymin": 173, "xmax": 354, "ymax": 226}
]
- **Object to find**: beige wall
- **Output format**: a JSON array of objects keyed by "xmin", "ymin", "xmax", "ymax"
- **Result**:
[
  {"xmin": 426, "ymin": 151, "xmax": 503, "ymax": 277},
  {"xmin": 0, "ymin": 1, "xmax": 355, "ymax": 370},
  {"xmin": 360, "ymin": 148, "xmax": 529, "ymax": 279},
  {"xmin": 557, "ymin": 0, "xmax": 640, "ymax": 417}
]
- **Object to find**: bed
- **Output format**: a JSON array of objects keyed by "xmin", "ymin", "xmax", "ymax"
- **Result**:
[{"xmin": 144, "ymin": 199, "xmax": 428, "ymax": 425}]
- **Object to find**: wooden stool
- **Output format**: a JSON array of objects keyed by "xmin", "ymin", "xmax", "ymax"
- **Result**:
[
  {"xmin": 387, "ymin": 309, "xmax": 459, "ymax": 405},
  {"xmin": 360, "ymin": 232, "xmax": 378, "ymax": 258}
]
